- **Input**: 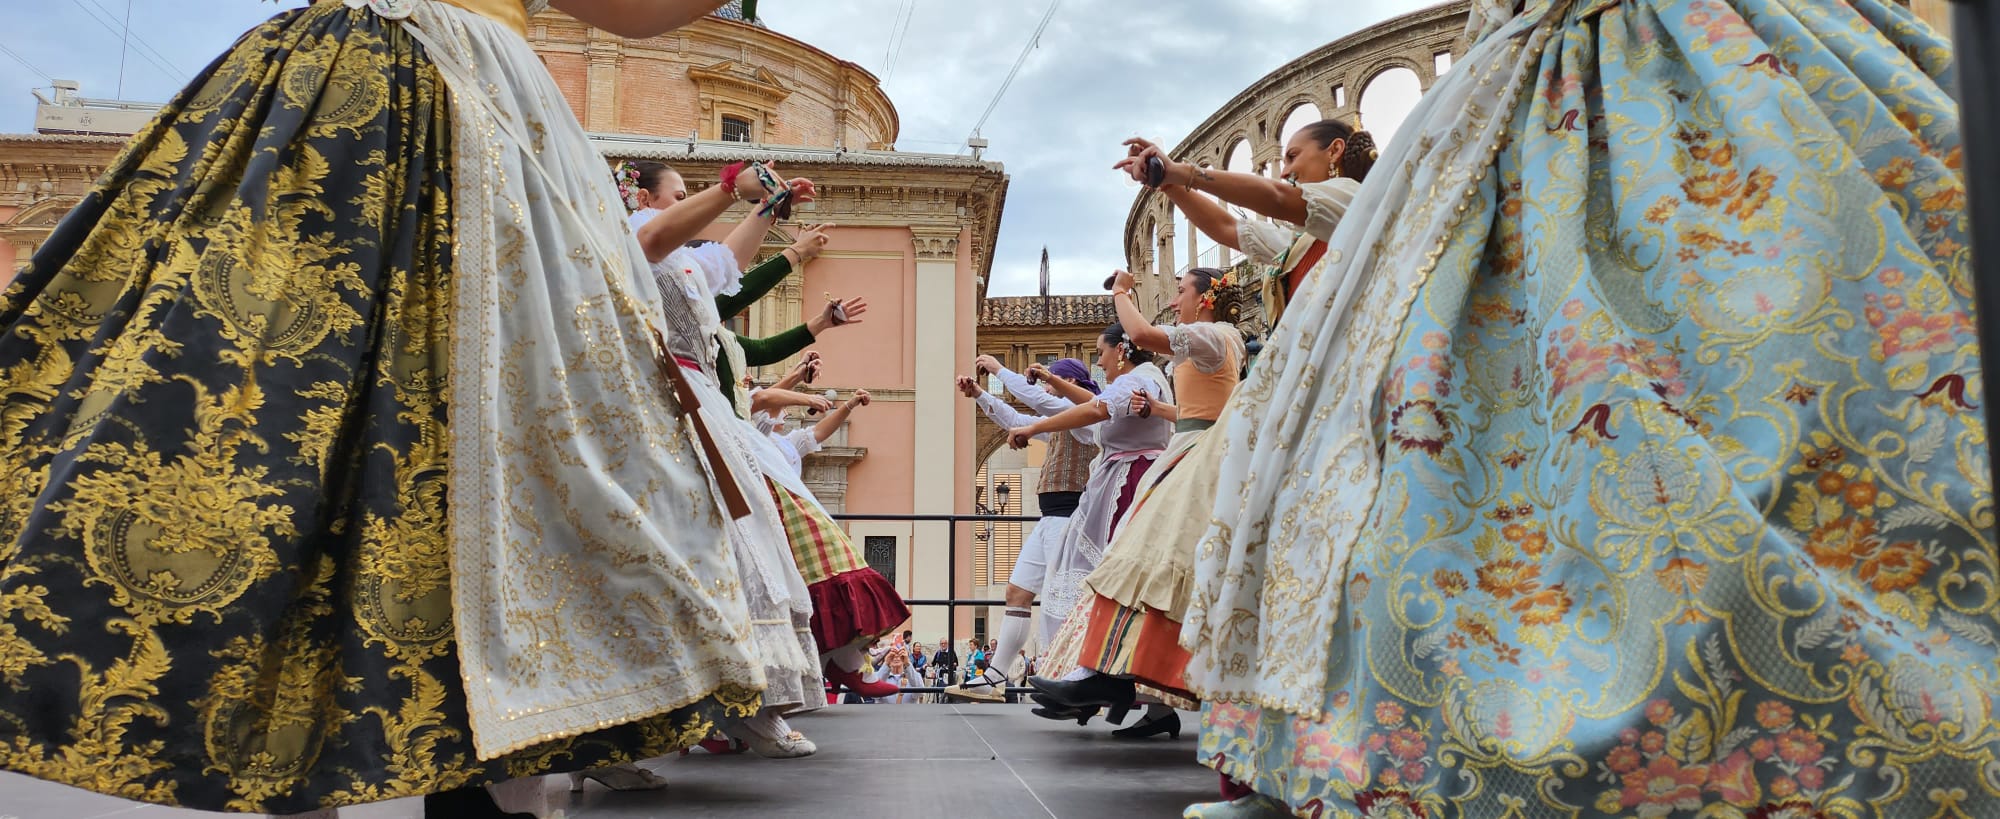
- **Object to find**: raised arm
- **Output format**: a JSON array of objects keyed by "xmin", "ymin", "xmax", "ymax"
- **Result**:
[
  {"xmin": 751, "ymin": 387, "xmax": 832, "ymax": 417},
  {"xmin": 1108, "ymin": 270, "xmax": 1172, "ymax": 355},
  {"xmin": 1116, "ymin": 138, "xmax": 1309, "ymax": 226},
  {"xmin": 1157, "ymin": 184, "xmax": 1242, "ymax": 251},
  {"xmin": 1025, "ymin": 364, "xmax": 1097, "ymax": 405},
  {"xmin": 736, "ymin": 297, "xmax": 868, "ymax": 367},
  {"xmin": 961, "ymin": 375, "xmax": 1045, "ymax": 433},
  {"xmin": 770, "ymin": 353, "xmax": 820, "ymax": 392},
  {"xmin": 990, "ymin": 367, "xmax": 1075, "ymax": 418},
  {"xmin": 718, "ymin": 225, "xmax": 831, "ymax": 319},
  {"xmin": 1007, "ymin": 399, "xmax": 1111, "ymax": 449},
  {"xmin": 550, "ymin": 0, "xmax": 734, "ymax": 39},
  {"xmin": 814, "ymin": 391, "xmax": 871, "ymax": 444},
  {"xmin": 635, "ymin": 166, "xmax": 764, "ymax": 262}
]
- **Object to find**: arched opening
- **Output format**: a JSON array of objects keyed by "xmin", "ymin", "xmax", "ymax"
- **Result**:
[
  {"xmin": 1278, "ymin": 102, "xmax": 1325, "ymax": 152},
  {"xmin": 1359, "ymin": 66, "xmax": 1424, "ymax": 145},
  {"xmin": 1221, "ymin": 139, "xmax": 1254, "ymax": 265}
]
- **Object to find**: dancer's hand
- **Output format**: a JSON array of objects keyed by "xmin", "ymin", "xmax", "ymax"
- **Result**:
[
  {"xmin": 807, "ymin": 297, "xmax": 868, "ymax": 335},
  {"xmin": 848, "ymin": 389, "xmax": 872, "ymax": 408},
  {"xmin": 1129, "ymin": 390, "xmax": 1152, "ymax": 417},
  {"xmin": 795, "ymin": 353, "xmax": 823, "ymax": 380},
  {"xmin": 801, "ymin": 393, "xmax": 836, "ymax": 413},
  {"xmin": 956, "ymin": 376, "xmax": 984, "ymax": 398},
  {"xmin": 1115, "ymin": 138, "xmax": 1192, "ymax": 189},
  {"xmin": 1110, "ymin": 269, "xmax": 1137, "ymax": 294},
  {"xmin": 1007, "ymin": 426, "xmax": 1037, "ymax": 449},
  {"xmin": 1024, "ymin": 362, "xmax": 1053, "ymax": 384},
  {"xmin": 974, "ymin": 354, "xmax": 1003, "ymax": 376},
  {"xmin": 784, "ymin": 177, "xmax": 818, "ymax": 205},
  {"xmin": 788, "ymin": 224, "xmax": 833, "ymax": 264}
]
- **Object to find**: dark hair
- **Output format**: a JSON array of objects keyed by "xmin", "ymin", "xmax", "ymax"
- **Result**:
[
  {"xmin": 1297, "ymin": 119, "xmax": 1377, "ymax": 182},
  {"xmin": 1185, "ymin": 267, "xmax": 1246, "ymax": 325},
  {"xmin": 1101, "ymin": 322, "xmax": 1158, "ymax": 366},
  {"xmin": 614, "ymin": 160, "xmax": 679, "ymax": 212}
]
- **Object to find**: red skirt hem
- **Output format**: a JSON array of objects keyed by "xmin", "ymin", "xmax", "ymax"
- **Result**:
[{"xmin": 808, "ymin": 568, "xmax": 911, "ymax": 654}]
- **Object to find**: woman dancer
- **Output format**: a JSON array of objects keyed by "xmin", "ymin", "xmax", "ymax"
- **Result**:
[
  {"xmin": 1120, "ymin": 119, "xmax": 1376, "ymax": 330},
  {"xmin": 631, "ymin": 181, "xmax": 866, "ymax": 760},
  {"xmin": 618, "ymin": 159, "xmax": 837, "ymax": 414},
  {"xmin": 1175, "ymin": 0, "xmax": 1994, "ymax": 816},
  {"xmin": 0, "ymin": 1, "xmax": 775, "ymax": 816},
  {"xmin": 1029, "ymin": 268, "xmax": 1247, "ymax": 740},
  {"xmin": 622, "ymin": 163, "xmax": 911, "ymax": 707},
  {"xmin": 758, "ymin": 383, "xmax": 914, "ymax": 701},
  {"xmin": 997, "ymin": 325, "xmax": 1173, "ymax": 675},
  {"xmin": 946, "ymin": 356, "xmax": 1103, "ymax": 701}
]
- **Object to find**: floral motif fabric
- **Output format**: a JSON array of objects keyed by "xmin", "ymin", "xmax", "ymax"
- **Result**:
[{"xmin": 1193, "ymin": 0, "xmax": 1994, "ymax": 815}]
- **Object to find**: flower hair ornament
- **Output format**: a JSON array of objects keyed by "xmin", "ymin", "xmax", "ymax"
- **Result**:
[
  {"xmin": 1113, "ymin": 330, "xmax": 1140, "ymax": 362},
  {"xmin": 1199, "ymin": 269, "xmax": 1234, "ymax": 312},
  {"xmin": 613, "ymin": 160, "xmax": 644, "ymax": 212}
]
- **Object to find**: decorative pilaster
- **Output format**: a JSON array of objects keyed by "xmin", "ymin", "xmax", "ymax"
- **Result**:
[
  {"xmin": 911, "ymin": 228, "xmax": 961, "ymax": 261},
  {"xmin": 584, "ymin": 33, "xmax": 622, "ymax": 132}
]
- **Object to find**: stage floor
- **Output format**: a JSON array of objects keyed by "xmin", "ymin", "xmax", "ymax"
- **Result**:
[{"xmin": 0, "ymin": 704, "xmax": 1213, "ymax": 818}]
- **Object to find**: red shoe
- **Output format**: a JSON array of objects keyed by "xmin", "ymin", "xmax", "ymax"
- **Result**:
[
  {"xmin": 680, "ymin": 735, "xmax": 747, "ymax": 756},
  {"xmin": 824, "ymin": 665, "xmax": 900, "ymax": 699}
]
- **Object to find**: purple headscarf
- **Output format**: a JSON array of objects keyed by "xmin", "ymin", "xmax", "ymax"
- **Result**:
[{"xmin": 1048, "ymin": 358, "xmax": 1100, "ymax": 394}]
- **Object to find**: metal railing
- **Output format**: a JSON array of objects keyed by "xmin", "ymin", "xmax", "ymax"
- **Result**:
[{"xmin": 827, "ymin": 512, "xmax": 1042, "ymax": 696}]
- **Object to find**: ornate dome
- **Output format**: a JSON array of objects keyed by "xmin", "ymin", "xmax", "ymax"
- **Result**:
[{"xmin": 711, "ymin": 1, "xmax": 768, "ymax": 26}]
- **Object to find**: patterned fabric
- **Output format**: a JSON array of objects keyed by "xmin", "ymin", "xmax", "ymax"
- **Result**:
[
  {"xmin": 1077, "ymin": 595, "xmax": 1193, "ymax": 700},
  {"xmin": 771, "ymin": 480, "xmax": 869, "ymax": 585},
  {"xmin": 1039, "ymin": 595, "xmax": 1198, "ymax": 712},
  {"xmin": 1039, "ymin": 430, "xmax": 1097, "ymax": 495},
  {"xmin": 0, "ymin": 5, "xmax": 751, "ymax": 813},
  {"xmin": 1088, "ymin": 427, "xmax": 1211, "ymax": 618},
  {"xmin": 1192, "ymin": 0, "xmax": 1994, "ymax": 816},
  {"xmin": 765, "ymin": 480, "xmax": 909, "ymax": 654}
]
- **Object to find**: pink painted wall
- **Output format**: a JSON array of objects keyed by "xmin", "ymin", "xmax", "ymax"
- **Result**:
[{"xmin": 687, "ymin": 219, "xmax": 985, "ymax": 635}]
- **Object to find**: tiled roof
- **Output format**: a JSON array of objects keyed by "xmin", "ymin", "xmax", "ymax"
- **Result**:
[
  {"xmin": 979, "ymin": 294, "xmax": 1116, "ymax": 327},
  {"xmin": 711, "ymin": 0, "xmax": 767, "ymax": 26}
]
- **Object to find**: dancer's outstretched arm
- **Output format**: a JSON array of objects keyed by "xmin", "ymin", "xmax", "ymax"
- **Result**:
[
  {"xmin": 1116, "ymin": 137, "xmax": 1307, "ymax": 226},
  {"xmin": 1109, "ymin": 270, "xmax": 1173, "ymax": 355}
]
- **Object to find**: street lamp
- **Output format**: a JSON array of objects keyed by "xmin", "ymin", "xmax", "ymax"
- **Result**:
[{"xmin": 988, "ymin": 482, "xmax": 1011, "ymax": 588}]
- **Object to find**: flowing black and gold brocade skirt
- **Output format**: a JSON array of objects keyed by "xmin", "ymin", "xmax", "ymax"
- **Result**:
[{"xmin": 0, "ymin": 5, "xmax": 754, "ymax": 812}]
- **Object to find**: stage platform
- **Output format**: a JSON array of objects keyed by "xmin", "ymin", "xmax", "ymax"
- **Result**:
[{"xmin": 0, "ymin": 704, "xmax": 1214, "ymax": 818}]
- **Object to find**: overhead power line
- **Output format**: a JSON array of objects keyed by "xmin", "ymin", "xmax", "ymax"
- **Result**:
[
  {"xmin": 67, "ymin": 0, "xmax": 184, "ymax": 84},
  {"xmin": 966, "ymin": 0, "xmax": 1061, "ymax": 145},
  {"xmin": 84, "ymin": 0, "xmax": 180, "ymax": 73},
  {"xmin": 0, "ymin": 39, "xmax": 53, "ymax": 83},
  {"xmin": 882, "ymin": 0, "xmax": 919, "ymax": 82}
]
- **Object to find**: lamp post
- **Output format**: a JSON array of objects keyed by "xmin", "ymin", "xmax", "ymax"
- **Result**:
[{"xmin": 991, "ymin": 482, "xmax": 1011, "ymax": 588}]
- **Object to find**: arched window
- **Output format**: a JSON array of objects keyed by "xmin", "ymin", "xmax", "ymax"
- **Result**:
[
  {"xmin": 1359, "ymin": 67, "xmax": 1424, "ymax": 145},
  {"xmin": 1278, "ymin": 102, "xmax": 1325, "ymax": 150}
]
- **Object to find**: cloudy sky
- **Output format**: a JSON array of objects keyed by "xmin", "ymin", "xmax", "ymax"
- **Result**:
[{"xmin": 0, "ymin": 0, "xmax": 1440, "ymax": 295}]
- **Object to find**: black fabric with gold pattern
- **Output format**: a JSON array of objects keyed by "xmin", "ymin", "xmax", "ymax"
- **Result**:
[{"xmin": 0, "ymin": 5, "xmax": 754, "ymax": 813}]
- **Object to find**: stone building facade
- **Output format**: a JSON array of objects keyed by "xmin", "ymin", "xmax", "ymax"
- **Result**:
[{"xmin": 1122, "ymin": 1, "xmax": 1469, "ymax": 318}]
